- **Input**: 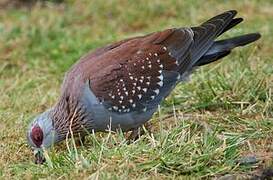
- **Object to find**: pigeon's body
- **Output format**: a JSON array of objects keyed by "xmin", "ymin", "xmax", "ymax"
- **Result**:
[{"xmin": 27, "ymin": 10, "xmax": 261, "ymax": 163}]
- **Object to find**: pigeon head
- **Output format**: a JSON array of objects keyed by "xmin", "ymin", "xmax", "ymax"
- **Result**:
[{"xmin": 27, "ymin": 109, "xmax": 57, "ymax": 164}]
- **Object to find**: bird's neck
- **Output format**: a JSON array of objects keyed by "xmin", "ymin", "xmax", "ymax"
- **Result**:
[{"xmin": 50, "ymin": 94, "xmax": 89, "ymax": 142}]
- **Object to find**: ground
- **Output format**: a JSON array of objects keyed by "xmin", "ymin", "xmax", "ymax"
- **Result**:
[{"xmin": 0, "ymin": 0, "xmax": 272, "ymax": 179}]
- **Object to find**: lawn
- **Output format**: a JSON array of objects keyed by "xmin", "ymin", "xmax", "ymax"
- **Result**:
[{"xmin": 0, "ymin": 0, "xmax": 272, "ymax": 179}]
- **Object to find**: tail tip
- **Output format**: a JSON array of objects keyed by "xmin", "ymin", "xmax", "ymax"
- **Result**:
[
  {"xmin": 227, "ymin": 9, "xmax": 238, "ymax": 15},
  {"xmin": 250, "ymin": 33, "xmax": 262, "ymax": 42},
  {"xmin": 255, "ymin": 33, "xmax": 262, "ymax": 40}
]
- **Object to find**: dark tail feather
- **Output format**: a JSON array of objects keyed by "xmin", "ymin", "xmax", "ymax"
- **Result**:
[
  {"xmin": 178, "ymin": 10, "xmax": 237, "ymax": 74},
  {"xmin": 194, "ymin": 51, "xmax": 231, "ymax": 66},
  {"xmin": 215, "ymin": 33, "xmax": 261, "ymax": 49},
  {"xmin": 195, "ymin": 33, "xmax": 261, "ymax": 66},
  {"xmin": 221, "ymin": 18, "xmax": 243, "ymax": 35}
]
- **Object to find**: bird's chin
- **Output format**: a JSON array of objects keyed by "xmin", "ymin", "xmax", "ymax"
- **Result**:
[{"xmin": 34, "ymin": 149, "xmax": 46, "ymax": 164}]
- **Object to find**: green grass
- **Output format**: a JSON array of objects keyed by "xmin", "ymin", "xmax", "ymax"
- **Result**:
[{"xmin": 0, "ymin": 0, "xmax": 272, "ymax": 179}]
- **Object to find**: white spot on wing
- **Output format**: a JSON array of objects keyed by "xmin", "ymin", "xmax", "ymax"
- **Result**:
[
  {"xmin": 177, "ymin": 74, "xmax": 181, "ymax": 80},
  {"xmin": 157, "ymin": 81, "xmax": 163, "ymax": 87},
  {"xmin": 159, "ymin": 75, "xmax": 163, "ymax": 81},
  {"xmin": 154, "ymin": 89, "xmax": 159, "ymax": 95},
  {"xmin": 113, "ymin": 106, "xmax": 118, "ymax": 110}
]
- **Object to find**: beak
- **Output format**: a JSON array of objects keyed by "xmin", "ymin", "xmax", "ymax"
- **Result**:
[{"xmin": 34, "ymin": 149, "xmax": 46, "ymax": 164}]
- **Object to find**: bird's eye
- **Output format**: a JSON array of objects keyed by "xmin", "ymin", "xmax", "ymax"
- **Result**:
[{"xmin": 31, "ymin": 125, "xmax": 43, "ymax": 147}]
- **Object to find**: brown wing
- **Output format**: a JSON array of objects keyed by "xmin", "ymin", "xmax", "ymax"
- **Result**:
[{"xmin": 84, "ymin": 28, "xmax": 193, "ymax": 113}]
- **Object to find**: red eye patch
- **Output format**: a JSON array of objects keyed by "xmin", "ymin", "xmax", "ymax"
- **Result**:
[{"xmin": 31, "ymin": 125, "xmax": 43, "ymax": 147}]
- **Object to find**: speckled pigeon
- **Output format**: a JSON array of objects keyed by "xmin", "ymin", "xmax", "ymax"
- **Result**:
[{"xmin": 27, "ymin": 10, "xmax": 261, "ymax": 164}]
